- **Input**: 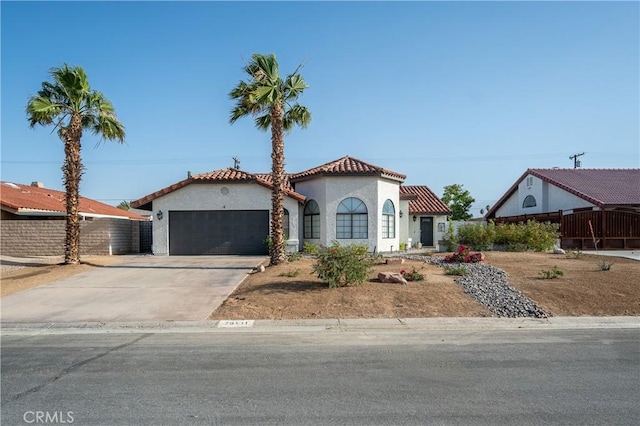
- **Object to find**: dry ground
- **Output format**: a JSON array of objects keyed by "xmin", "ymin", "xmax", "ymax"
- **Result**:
[
  {"xmin": 0, "ymin": 256, "xmax": 126, "ymax": 297},
  {"xmin": 2, "ymin": 252, "xmax": 637, "ymax": 318},
  {"xmin": 211, "ymin": 251, "xmax": 640, "ymax": 319}
]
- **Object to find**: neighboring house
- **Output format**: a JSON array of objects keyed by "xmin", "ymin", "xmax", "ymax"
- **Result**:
[
  {"xmin": 1, "ymin": 181, "xmax": 149, "ymax": 256},
  {"xmin": 131, "ymin": 156, "xmax": 451, "ymax": 255},
  {"xmin": 486, "ymin": 168, "xmax": 640, "ymax": 250}
]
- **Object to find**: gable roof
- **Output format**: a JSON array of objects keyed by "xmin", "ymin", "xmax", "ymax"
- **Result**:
[
  {"xmin": 486, "ymin": 168, "xmax": 640, "ymax": 218},
  {"xmin": 399, "ymin": 185, "xmax": 452, "ymax": 215},
  {"xmin": 289, "ymin": 156, "xmax": 406, "ymax": 182},
  {"xmin": 1, "ymin": 181, "xmax": 147, "ymax": 220},
  {"xmin": 131, "ymin": 168, "xmax": 306, "ymax": 209}
]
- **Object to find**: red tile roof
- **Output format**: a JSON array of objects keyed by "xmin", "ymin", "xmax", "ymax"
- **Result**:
[
  {"xmin": 289, "ymin": 156, "xmax": 406, "ymax": 182},
  {"xmin": 487, "ymin": 168, "xmax": 640, "ymax": 218},
  {"xmin": 399, "ymin": 185, "xmax": 452, "ymax": 215},
  {"xmin": 1, "ymin": 181, "xmax": 147, "ymax": 220},
  {"xmin": 131, "ymin": 168, "xmax": 306, "ymax": 208}
]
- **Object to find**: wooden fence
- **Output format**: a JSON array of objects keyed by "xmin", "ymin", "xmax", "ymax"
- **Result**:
[{"xmin": 493, "ymin": 210, "xmax": 640, "ymax": 250}]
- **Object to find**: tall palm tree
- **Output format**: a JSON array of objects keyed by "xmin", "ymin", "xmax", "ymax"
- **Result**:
[
  {"xmin": 229, "ymin": 53, "xmax": 311, "ymax": 265},
  {"xmin": 27, "ymin": 64, "xmax": 125, "ymax": 264}
]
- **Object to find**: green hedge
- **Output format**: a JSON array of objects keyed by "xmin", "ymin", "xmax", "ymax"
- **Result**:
[{"xmin": 456, "ymin": 220, "xmax": 559, "ymax": 252}]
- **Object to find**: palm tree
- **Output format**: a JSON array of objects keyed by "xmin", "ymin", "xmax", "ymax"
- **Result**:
[
  {"xmin": 27, "ymin": 64, "xmax": 125, "ymax": 264},
  {"xmin": 229, "ymin": 53, "xmax": 311, "ymax": 265}
]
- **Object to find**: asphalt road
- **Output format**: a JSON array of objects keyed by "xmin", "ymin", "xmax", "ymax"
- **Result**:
[{"xmin": 1, "ymin": 328, "xmax": 638, "ymax": 425}]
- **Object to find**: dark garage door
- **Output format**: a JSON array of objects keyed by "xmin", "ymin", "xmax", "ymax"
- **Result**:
[{"xmin": 169, "ymin": 210, "xmax": 269, "ymax": 255}]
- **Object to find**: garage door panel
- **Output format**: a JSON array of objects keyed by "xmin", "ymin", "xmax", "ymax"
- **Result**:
[{"xmin": 169, "ymin": 210, "xmax": 269, "ymax": 255}]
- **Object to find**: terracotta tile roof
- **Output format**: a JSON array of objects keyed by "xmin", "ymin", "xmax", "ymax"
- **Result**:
[
  {"xmin": 289, "ymin": 156, "xmax": 406, "ymax": 182},
  {"xmin": 0, "ymin": 181, "xmax": 147, "ymax": 220},
  {"xmin": 131, "ymin": 168, "xmax": 306, "ymax": 209},
  {"xmin": 399, "ymin": 185, "xmax": 452, "ymax": 215},
  {"xmin": 486, "ymin": 168, "xmax": 640, "ymax": 218}
]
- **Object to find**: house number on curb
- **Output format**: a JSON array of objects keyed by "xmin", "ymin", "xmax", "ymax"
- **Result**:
[{"xmin": 218, "ymin": 320, "xmax": 254, "ymax": 328}]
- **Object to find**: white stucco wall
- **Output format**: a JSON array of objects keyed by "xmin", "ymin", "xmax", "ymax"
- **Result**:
[
  {"xmin": 406, "ymin": 214, "xmax": 449, "ymax": 248},
  {"xmin": 295, "ymin": 176, "xmax": 401, "ymax": 252},
  {"xmin": 495, "ymin": 174, "xmax": 595, "ymax": 218},
  {"xmin": 151, "ymin": 182, "xmax": 300, "ymax": 255}
]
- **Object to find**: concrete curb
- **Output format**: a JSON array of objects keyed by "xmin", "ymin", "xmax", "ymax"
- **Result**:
[{"xmin": 1, "ymin": 316, "xmax": 638, "ymax": 336}]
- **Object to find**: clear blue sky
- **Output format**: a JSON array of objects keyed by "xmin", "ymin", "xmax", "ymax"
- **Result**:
[{"xmin": 2, "ymin": 1, "xmax": 638, "ymax": 216}]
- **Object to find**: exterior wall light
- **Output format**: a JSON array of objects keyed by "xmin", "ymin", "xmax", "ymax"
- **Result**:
[
  {"xmin": 399, "ymin": 210, "xmax": 403, "ymax": 218},
  {"xmin": 413, "ymin": 215, "xmax": 417, "ymax": 222},
  {"xmin": 157, "ymin": 210, "xmax": 163, "ymax": 220}
]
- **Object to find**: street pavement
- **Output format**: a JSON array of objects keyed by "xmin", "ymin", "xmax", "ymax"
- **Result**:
[
  {"xmin": 1, "ymin": 255, "xmax": 264, "ymax": 323},
  {"xmin": 1, "ymin": 327, "xmax": 638, "ymax": 425}
]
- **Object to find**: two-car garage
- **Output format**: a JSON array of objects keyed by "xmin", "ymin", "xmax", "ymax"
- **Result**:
[{"xmin": 168, "ymin": 210, "xmax": 269, "ymax": 255}]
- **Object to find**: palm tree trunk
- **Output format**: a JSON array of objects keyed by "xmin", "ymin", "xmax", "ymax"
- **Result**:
[
  {"xmin": 62, "ymin": 115, "xmax": 84, "ymax": 265},
  {"xmin": 270, "ymin": 101, "xmax": 286, "ymax": 265}
]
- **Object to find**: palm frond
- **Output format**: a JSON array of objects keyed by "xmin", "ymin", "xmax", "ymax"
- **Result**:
[
  {"xmin": 254, "ymin": 113, "xmax": 271, "ymax": 131},
  {"xmin": 283, "ymin": 104, "xmax": 311, "ymax": 131}
]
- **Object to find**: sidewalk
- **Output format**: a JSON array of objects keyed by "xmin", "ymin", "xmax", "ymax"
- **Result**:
[{"xmin": 2, "ymin": 316, "xmax": 638, "ymax": 336}]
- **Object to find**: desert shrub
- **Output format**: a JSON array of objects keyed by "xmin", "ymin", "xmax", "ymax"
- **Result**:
[
  {"xmin": 444, "ymin": 265, "xmax": 467, "ymax": 276},
  {"xmin": 456, "ymin": 222, "xmax": 495, "ymax": 251},
  {"xmin": 399, "ymin": 242, "xmax": 407, "ymax": 251},
  {"xmin": 565, "ymin": 248, "xmax": 584, "ymax": 259},
  {"xmin": 443, "ymin": 218, "xmax": 458, "ymax": 251},
  {"xmin": 312, "ymin": 243, "xmax": 373, "ymax": 288},
  {"xmin": 286, "ymin": 251, "xmax": 302, "ymax": 262},
  {"xmin": 279, "ymin": 269, "xmax": 300, "ymax": 277},
  {"xmin": 493, "ymin": 220, "xmax": 559, "ymax": 252},
  {"xmin": 263, "ymin": 236, "xmax": 272, "ymax": 252},
  {"xmin": 303, "ymin": 242, "xmax": 320, "ymax": 255},
  {"xmin": 598, "ymin": 259, "xmax": 614, "ymax": 271},
  {"xmin": 400, "ymin": 267, "xmax": 424, "ymax": 281},
  {"xmin": 539, "ymin": 266, "xmax": 563, "ymax": 279}
]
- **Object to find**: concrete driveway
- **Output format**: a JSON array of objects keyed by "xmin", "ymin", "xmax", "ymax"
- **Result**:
[{"xmin": 1, "ymin": 255, "xmax": 264, "ymax": 323}]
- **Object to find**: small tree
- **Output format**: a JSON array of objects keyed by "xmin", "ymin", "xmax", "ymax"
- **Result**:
[
  {"xmin": 117, "ymin": 200, "xmax": 131, "ymax": 211},
  {"xmin": 442, "ymin": 184, "xmax": 475, "ymax": 220}
]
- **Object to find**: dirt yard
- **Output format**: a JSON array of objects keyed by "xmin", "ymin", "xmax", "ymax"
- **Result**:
[
  {"xmin": 210, "ymin": 251, "xmax": 640, "ymax": 319},
  {"xmin": 2, "ymin": 252, "xmax": 637, "ymax": 318},
  {"xmin": 0, "ymin": 256, "xmax": 127, "ymax": 297}
]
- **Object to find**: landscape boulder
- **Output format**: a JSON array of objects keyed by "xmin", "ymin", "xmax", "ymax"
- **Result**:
[{"xmin": 378, "ymin": 272, "xmax": 408, "ymax": 285}]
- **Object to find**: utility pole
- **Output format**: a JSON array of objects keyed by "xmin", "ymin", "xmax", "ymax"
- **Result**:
[
  {"xmin": 569, "ymin": 152, "xmax": 584, "ymax": 169},
  {"xmin": 232, "ymin": 156, "xmax": 241, "ymax": 170}
]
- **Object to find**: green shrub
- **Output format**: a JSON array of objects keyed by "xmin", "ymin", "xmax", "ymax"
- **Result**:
[
  {"xmin": 312, "ymin": 243, "xmax": 372, "ymax": 288},
  {"xmin": 444, "ymin": 265, "xmax": 467, "ymax": 276},
  {"xmin": 399, "ymin": 242, "xmax": 407, "ymax": 251},
  {"xmin": 456, "ymin": 222, "xmax": 495, "ymax": 251},
  {"xmin": 279, "ymin": 269, "xmax": 300, "ymax": 278},
  {"xmin": 539, "ymin": 266, "xmax": 563, "ymax": 279},
  {"xmin": 286, "ymin": 251, "xmax": 302, "ymax": 262},
  {"xmin": 565, "ymin": 248, "xmax": 584, "ymax": 259},
  {"xmin": 598, "ymin": 259, "xmax": 614, "ymax": 271},
  {"xmin": 303, "ymin": 242, "xmax": 320, "ymax": 255},
  {"xmin": 400, "ymin": 267, "xmax": 424, "ymax": 281},
  {"xmin": 492, "ymin": 220, "xmax": 559, "ymax": 252}
]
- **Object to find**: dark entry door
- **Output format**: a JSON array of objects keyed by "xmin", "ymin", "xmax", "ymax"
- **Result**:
[
  {"xmin": 420, "ymin": 217, "xmax": 434, "ymax": 247},
  {"xmin": 169, "ymin": 210, "xmax": 269, "ymax": 255}
]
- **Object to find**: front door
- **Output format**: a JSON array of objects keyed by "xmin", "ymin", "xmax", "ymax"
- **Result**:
[{"xmin": 420, "ymin": 217, "xmax": 434, "ymax": 247}]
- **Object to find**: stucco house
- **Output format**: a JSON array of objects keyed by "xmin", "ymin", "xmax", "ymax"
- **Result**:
[
  {"xmin": 131, "ymin": 156, "xmax": 451, "ymax": 255},
  {"xmin": 1, "ymin": 181, "xmax": 149, "ymax": 256},
  {"xmin": 486, "ymin": 168, "xmax": 640, "ymax": 249}
]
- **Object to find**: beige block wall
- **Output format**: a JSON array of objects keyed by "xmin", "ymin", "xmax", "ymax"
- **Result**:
[{"xmin": 0, "ymin": 218, "xmax": 142, "ymax": 256}]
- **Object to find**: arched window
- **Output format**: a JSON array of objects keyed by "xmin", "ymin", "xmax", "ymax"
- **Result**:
[
  {"xmin": 522, "ymin": 195, "xmax": 537, "ymax": 208},
  {"xmin": 303, "ymin": 200, "xmax": 320, "ymax": 239},
  {"xmin": 337, "ymin": 197, "xmax": 368, "ymax": 239},
  {"xmin": 283, "ymin": 208, "xmax": 290, "ymax": 240},
  {"xmin": 382, "ymin": 199, "xmax": 395, "ymax": 239}
]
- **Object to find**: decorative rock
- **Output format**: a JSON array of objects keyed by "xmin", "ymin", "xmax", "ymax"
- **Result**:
[
  {"xmin": 257, "ymin": 265, "xmax": 265, "ymax": 272},
  {"xmin": 385, "ymin": 258, "xmax": 405, "ymax": 265},
  {"xmin": 397, "ymin": 254, "xmax": 551, "ymax": 318},
  {"xmin": 553, "ymin": 246, "xmax": 566, "ymax": 255},
  {"xmin": 378, "ymin": 272, "xmax": 408, "ymax": 285}
]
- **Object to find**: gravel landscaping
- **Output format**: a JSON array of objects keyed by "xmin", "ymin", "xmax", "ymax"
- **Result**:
[{"xmin": 401, "ymin": 255, "xmax": 551, "ymax": 318}]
